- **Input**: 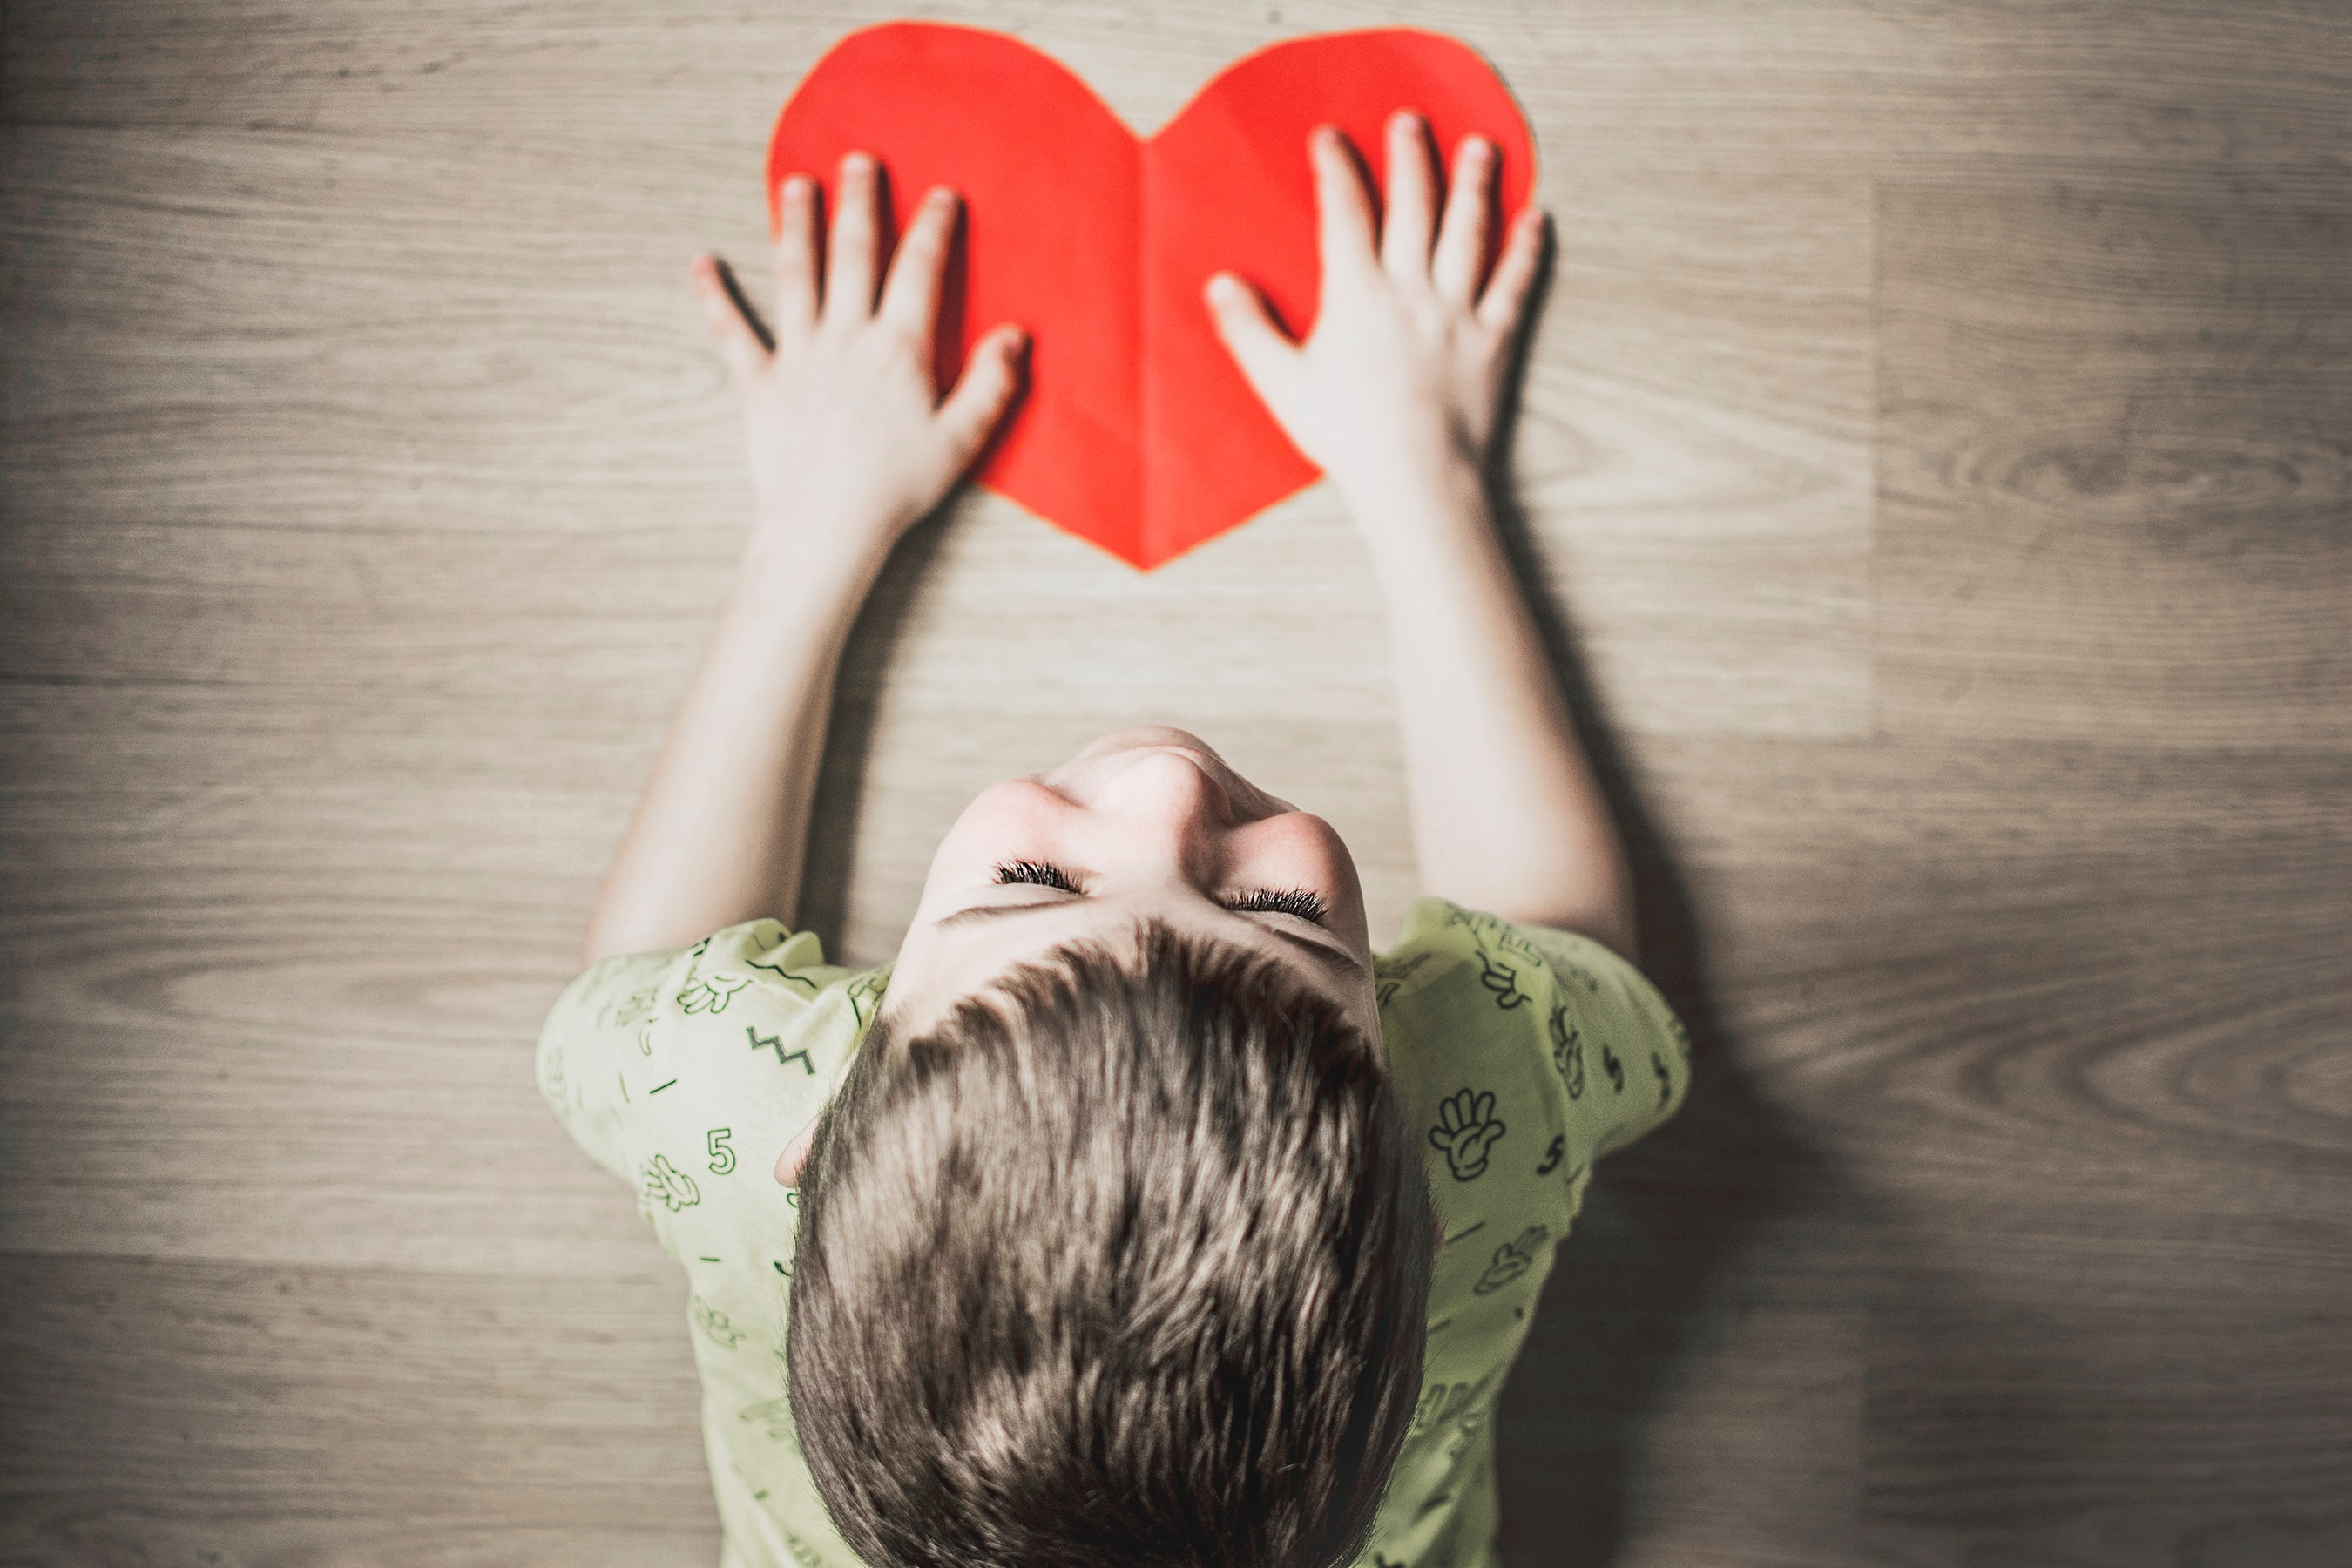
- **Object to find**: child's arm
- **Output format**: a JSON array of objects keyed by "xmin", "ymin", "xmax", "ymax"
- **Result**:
[
  {"xmin": 581, "ymin": 153, "xmax": 1027, "ymax": 965},
  {"xmin": 1206, "ymin": 114, "xmax": 1636, "ymax": 960}
]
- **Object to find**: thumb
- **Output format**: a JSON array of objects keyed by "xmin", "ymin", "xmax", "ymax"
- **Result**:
[
  {"xmin": 691, "ymin": 253, "xmax": 768, "ymax": 394},
  {"xmin": 935, "ymin": 323, "xmax": 1028, "ymax": 468},
  {"xmin": 1203, "ymin": 272, "xmax": 1301, "ymax": 411}
]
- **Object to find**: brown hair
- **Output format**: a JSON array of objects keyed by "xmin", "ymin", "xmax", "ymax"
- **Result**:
[{"xmin": 787, "ymin": 920, "xmax": 1437, "ymax": 1568}]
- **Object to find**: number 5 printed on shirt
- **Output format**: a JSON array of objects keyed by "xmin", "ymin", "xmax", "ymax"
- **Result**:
[{"xmin": 707, "ymin": 1128, "xmax": 737, "ymax": 1175}]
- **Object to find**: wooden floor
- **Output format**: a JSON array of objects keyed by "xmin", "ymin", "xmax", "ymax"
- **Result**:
[{"xmin": 3, "ymin": 3, "xmax": 2348, "ymax": 1564}]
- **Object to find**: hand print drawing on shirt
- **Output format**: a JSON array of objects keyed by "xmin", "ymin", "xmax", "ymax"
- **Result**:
[
  {"xmin": 1548, "ymin": 1004, "xmax": 1585, "ymax": 1098},
  {"xmin": 1474, "ymin": 947, "xmax": 1533, "ymax": 1011},
  {"xmin": 1473, "ymin": 1226, "xmax": 1550, "ymax": 1294},
  {"xmin": 679, "ymin": 973, "xmax": 754, "ymax": 1015},
  {"xmin": 642, "ymin": 1153, "xmax": 701, "ymax": 1212},
  {"xmin": 1429, "ymin": 1089, "xmax": 1506, "ymax": 1180},
  {"xmin": 693, "ymin": 1294, "xmax": 746, "ymax": 1349},
  {"xmin": 747, "ymin": 1025, "xmax": 814, "ymax": 1074}
]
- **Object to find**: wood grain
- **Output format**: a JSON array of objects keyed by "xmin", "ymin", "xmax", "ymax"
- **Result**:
[
  {"xmin": 4, "ymin": 2, "xmax": 2349, "ymax": 1565},
  {"xmin": 0, "ymin": 1252, "xmax": 721, "ymax": 1563}
]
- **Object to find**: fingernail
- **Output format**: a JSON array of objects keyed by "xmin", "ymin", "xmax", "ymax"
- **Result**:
[
  {"xmin": 1463, "ymin": 136, "xmax": 1491, "ymax": 161},
  {"xmin": 843, "ymin": 150, "xmax": 873, "ymax": 174},
  {"xmin": 780, "ymin": 173, "xmax": 810, "ymax": 199},
  {"xmin": 928, "ymin": 186, "xmax": 957, "ymax": 208}
]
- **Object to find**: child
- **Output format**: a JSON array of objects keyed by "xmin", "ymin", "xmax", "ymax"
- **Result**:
[{"xmin": 537, "ymin": 110, "xmax": 1690, "ymax": 1568}]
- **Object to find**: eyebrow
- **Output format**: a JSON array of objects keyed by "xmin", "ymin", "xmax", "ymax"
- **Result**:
[{"xmin": 934, "ymin": 899, "xmax": 1366, "ymax": 981}]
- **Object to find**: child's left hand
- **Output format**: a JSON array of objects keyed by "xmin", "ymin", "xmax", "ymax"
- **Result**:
[{"xmin": 690, "ymin": 150, "xmax": 1029, "ymax": 585}]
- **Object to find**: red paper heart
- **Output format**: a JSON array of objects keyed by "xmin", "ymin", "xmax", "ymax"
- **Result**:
[{"xmin": 766, "ymin": 24, "xmax": 1537, "ymax": 570}]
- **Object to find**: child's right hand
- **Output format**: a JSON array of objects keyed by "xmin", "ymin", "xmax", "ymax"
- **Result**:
[{"xmin": 1204, "ymin": 112, "xmax": 1545, "ymax": 520}]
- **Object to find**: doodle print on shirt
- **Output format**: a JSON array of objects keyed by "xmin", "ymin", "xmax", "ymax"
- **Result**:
[
  {"xmin": 1429, "ymin": 1089, "xmax": 1506, "ymax": 1180},
  {"xmin": 844, "ymin": 969, "xmax": 888, "ymax": 1026},
  {"xmin": 1473, "ymin": 1226, "xmax": 1550, "ymax": 1294},
  {"xmin": 1410, "ymin": 1368, "xmax": 1501, "ymax": 1438},
  {"xmin": 642, "ymin": 1154, "xmax": 701, "ymax": 1212},
  {"xmin": 1550, "ymin": 950, "xmax": 1602, "ymax": 995},
  {"xmin": 1600, "ymin": 1037, "xmax": 1625, "ymax": 1094},
  {"xmin": 1474, "ymin": 947, "xmax": 1532, "ymax": 1010},
  {"xmin": 1373, "ymin": 950, "xmax": 1435, "ymax": 1009},
  {"xmin": 679, "ymin": 973, "xmax": 754, "ymax": 1015},
  {"xmin": 740, "ymin": 1396, "xmax": 801, "ymax": 1448},
  {"xmin": 1652, "ymin": 1051, "xmax": 1673, "ymax": 1109},
  {"xmin": 747, "ymin": 949, "xmax": 821, "ymax": 992},
  {"xmin": 1536, "ymin": 1134, "xmax": 1564, "ymax": 1176},
  {"xmin": 610, "ymin": 986, "xmax": 659, "ymax": 1028},
  {"xmin": 1548, "ymin": 1004, "xmax": 1585, "ymax": 1098},
  {"xmin": 693, "ymin": 1294, "xmax": 747, "ymax": 1350},
  {"xmin": 747, "ymin": 1024, "xmax": 814, "ymax": 1075}
]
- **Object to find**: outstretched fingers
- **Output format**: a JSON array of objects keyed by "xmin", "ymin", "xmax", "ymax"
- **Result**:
[
  {"xmin": 771, "ymin": 172, "xmax": 821, "ymax": 348},
  {"xmin": 823, "ymin": 151, "xmax": 882, "ymax": 321},
  {"xmin": 1309, "ymin": 125, "xmax": 1379, "ymax": 288},
  {"xmin": 690, "ymin": 253, "xmax": 768, "ymax": 392},
  {"xmin": 1379, "ymin": 110, "xmax": 1439, "ymax": 285},
  {"xmin": 1430, "ymin": 136, "xmax": 1495, "ymax": 306},
  {"xmin": 1477, "ymin": 206, "xmax": 1547, "ymax": 336},
  {"xmin": 934, "ymin": 323, "xmax": 1028, "ymax": 467},
  {"xmin": 878, "ymin": 185, "xmax": 959, "ymax": 350},
  {"xmin": 1203, "ymin": 271, "xmax": 1301, "ymax": 412}
]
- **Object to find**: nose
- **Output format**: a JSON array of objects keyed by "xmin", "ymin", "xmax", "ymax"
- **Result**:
[{"xmin": 1092, "ymin": 748, "xmax": 1233, "ymax": 846}]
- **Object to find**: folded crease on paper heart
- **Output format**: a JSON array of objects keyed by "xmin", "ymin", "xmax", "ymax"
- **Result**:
[{"xmin": 767, "ymin": 22, "xmax": 1537, "ymax": 570}]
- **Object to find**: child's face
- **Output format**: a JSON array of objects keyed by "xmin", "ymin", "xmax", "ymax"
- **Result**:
[
  {"xmin": 886, "ymin": 724, "xmax": 1380, "ymax": 1032},
  {"xmin": 774, "ymin": 726, "xmax": 1380, "ymax": 1185}
]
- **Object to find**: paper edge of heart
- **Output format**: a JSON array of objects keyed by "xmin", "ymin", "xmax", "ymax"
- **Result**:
[{"xmin": 766, "ymin": 22, "xmax": 1541, "ymax": 571}]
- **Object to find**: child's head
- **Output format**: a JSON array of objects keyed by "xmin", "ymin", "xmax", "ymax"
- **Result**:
[
  {"xmin": 879, "ymin": 724, "xmax": 1382, "ymax": 1043},
  {"xmin": 783, "ymin": 728, "xmax": 1438, "ymax": 1568}
]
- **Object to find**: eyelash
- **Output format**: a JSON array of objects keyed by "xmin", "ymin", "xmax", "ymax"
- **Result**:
[{"xmin": 991, "ymin": 860, "xmax": 1329, "ymax": 925}]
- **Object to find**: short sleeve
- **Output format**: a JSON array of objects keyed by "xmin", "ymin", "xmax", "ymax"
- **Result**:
[
  {"xmin": 536, "ymin": 944, "xmax": 690, "ymax": 1183},
  {"xmin": 1508, "ymin": 919, "xmax": 1693, "ymax": 1162},
  {"xmin": 534, "ymin": 918, "xmax": 883, "ymax": 1198},
  {"xmin": 1376, "ymin": 897, "xmax": 1692, "ymax": 1190}
]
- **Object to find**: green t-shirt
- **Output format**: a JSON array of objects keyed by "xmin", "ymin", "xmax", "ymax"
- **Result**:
[{"xmin": 537, "ymin": 896, "xmax": 1690, "ymax": 1568}]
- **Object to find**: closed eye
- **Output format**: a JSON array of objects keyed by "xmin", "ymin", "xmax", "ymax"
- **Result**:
[
  {"xmin": 993, "ymin": 859, "xmax": 1078, "ymax": 892},
  {"xmin": 1226, "ymin": 886, "xmax": 1329, "ymax": 924},
  {"xmin": 993, "ymin": 860, "xmax": 1328, "ymax": 926}
]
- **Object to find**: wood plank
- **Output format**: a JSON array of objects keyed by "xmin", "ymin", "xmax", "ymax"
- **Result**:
[
  {"xmin": 6, "ymin": 1, "xmax": 2350, "ymax": 1562},
  {"xmin": 7, "ymin": 0, "xmax": 2348, "ymax": 171},
  {"xmin": 0, "ymin": 1251, "xmax": 722, "ymax": 1562},
  {"xmin": 1860, "ymin": 1227, "xmax": 2352, "ymax": 1568},
  {"xmin": 1875, "ymin": 180, "xmax": 2352, "ymax": 746},
  {"xmin": 1, "ymin": 120, "xmax": 1871, "ymax": 742}
]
